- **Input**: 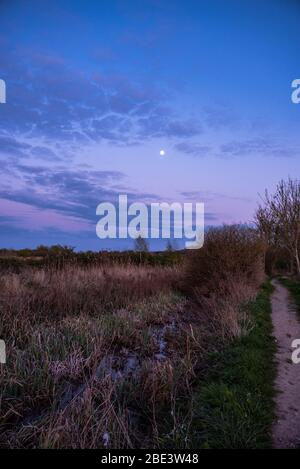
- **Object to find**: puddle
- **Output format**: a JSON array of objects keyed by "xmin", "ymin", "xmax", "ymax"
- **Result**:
[
  {"xmin": 102, "ymin": 431, "xmax": 110, "ymax": 448},
  {"xmin": 12, "ymin": 320, "xmax": 177, "ymax": 431},
  {"xmin": 95, "ymin": 353, "xmax": 140, "ymax": 381},
  {"xmin": 150, "ymin": 320, "xmax": 176, "ymax": 361},
  {"xmin": 57, "ymin": 352, "xmax": 140, "ymax": 412}
]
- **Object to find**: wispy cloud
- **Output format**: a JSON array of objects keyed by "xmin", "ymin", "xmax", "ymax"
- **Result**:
[
  {"xmin": 174, "ymin": 142, "xmax": 210, "ymax": 157},
  {"xmin": 220, "ymin": 137, "xmax": 298, "ymax": 159},
  {"xmin": 1, "ymin": 47, "xmax": 202, "ymax": 155}
]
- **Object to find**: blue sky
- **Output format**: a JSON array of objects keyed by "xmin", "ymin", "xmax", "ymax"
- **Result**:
[{"xmin": 0, "ymin": 0, "xmax": 300, "ymax": 250}]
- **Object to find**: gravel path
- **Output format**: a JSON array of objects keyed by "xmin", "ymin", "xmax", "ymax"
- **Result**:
[{"xmin": 271, "ymin": 279, "xmax": 300, "ymax": 449}]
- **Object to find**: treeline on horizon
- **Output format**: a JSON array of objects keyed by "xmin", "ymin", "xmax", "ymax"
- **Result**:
[
  {"xmin": 3, "ymin": 174, "xmax": 300, "ymax": 275},
  {"xmin": 0, "ymin": 214, "xmax": 295, "ymax": 274},
  {"xmin": 0, "ymin": 244, "xmax": 185, "ymax": 269}
]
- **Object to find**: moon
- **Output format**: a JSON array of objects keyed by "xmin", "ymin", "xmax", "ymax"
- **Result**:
[{"xmin": 159, "ymin": 149, "xmax": 166, "ymax": 156}]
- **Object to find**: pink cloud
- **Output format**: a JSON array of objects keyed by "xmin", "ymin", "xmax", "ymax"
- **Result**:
[{"xmin": 0, "ymin": 198, "xmax": 91, "ymax": 232}]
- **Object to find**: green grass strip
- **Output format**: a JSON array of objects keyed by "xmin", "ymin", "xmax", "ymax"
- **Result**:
[{"xmin": 189, "ymin": 282, "xmax": 277, "ymax": 449}]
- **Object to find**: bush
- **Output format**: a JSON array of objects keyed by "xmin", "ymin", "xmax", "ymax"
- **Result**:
[
  {"xmin": 184, "ymin": 225, "xmax": 265, "ymax": 298},
  {"xmin": 183, "ymin": 225, "xmax": 265, "ymax": 340}
]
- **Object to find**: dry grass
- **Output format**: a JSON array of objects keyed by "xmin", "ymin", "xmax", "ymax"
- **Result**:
[
  {"xmin": 0, "ymin": 264, "xmax": 189, "ymax": 448},
  {"xmin": 0, "ymin": 228, "xmax": 266, "ymax": 448}
]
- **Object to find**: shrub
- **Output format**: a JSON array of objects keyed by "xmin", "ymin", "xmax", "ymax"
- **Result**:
[
  {"xmin": 183, "ymin": 225, "xmax": 265, "ymax": 340},
  {"xmin": 184, "ymin": 225, "xmax": 264, "ymax": 298}
]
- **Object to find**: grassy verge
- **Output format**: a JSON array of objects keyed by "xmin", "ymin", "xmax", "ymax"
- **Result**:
[
  {"xmin": 186, "ymin": 282, "xmax": 276, "ymax": 449},
  {"xmin": 279, "ymin": 277, "xmax": 300, "ymax": 319}
]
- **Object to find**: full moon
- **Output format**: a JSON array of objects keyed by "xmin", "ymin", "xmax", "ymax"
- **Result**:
[{"xmin": 159, "ymin": 149, "xmax": 165, "ymax": 156}]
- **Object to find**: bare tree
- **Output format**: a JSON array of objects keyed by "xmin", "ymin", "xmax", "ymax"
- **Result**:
[
  {"xmin": 165, "ymin": 239, "xmax": 178, "ymax": 252},
  {"xmin": 134, "ymin": 235, "xmax": 149, "ymax": 252},
  {"xmin": 256, "ymin": 178, "xmax": 300, "ymax": 276}
]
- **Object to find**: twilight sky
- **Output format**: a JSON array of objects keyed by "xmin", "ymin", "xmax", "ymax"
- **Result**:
[{"xmin": 0, "ymin": 0, "xmax": 300, "ymax": 250}]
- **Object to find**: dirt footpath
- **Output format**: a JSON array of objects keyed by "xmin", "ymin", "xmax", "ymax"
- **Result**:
[{"xmin": 271, "ymin": 279, "xmax": 300, "ymax": 449}]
